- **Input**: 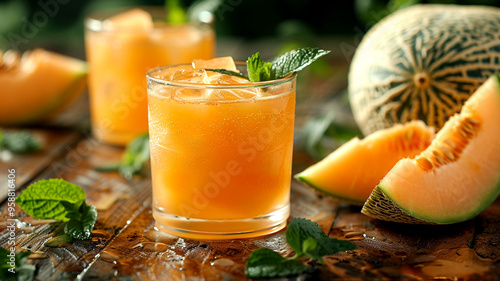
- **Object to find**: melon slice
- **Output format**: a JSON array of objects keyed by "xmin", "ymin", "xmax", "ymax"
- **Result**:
[
  {"xmin": 295, "ymin": 121, "xmax": 434, "ymax": 205},
  {"xmin": 362, "ymin": 75, "xmax": 500, "ymax": 224},
  {"xmin": 0, "ymin": 49, "xmax": 87, "ymax": 125}
]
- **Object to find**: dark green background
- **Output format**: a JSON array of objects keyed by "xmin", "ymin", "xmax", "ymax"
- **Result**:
[{"xmin": 0, "ymin": 0, "xmax": 499, "ymax": 55}]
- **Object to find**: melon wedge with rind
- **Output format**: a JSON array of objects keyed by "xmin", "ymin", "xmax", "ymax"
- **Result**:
[
  {"xmin": 362, "ymin": 75, "xmax": 500, "ymax": 224},
  {"xmin": 295, "ymin": 121, "xmax": 434, "ymax": 205},
  {"xmin": 0, "ymin": 49, "xmax": 87, "ymax": 125}
]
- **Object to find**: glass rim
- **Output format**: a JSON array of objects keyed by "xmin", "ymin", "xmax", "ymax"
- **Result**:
[
  {"xmin": 146, "ymin": 62, "xmax": 297, "ymax": 90},
  {"xmin": 84, "ymin": 6, "xmax": 212, "ymax": 32}
]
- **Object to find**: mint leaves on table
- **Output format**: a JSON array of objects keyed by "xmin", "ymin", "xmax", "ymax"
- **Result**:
[
  {"xmin": 15, "ymin": 179, "xmax": 97, "ymax": 240},
  {"xmin": 95, "ymin": 134, "xmax": 150, "ymax": 180},
  {"xmin": 0, "ymin": 247, "xmax": 35, "ymax": 281},
  {"xmin": 208, "ymin": 47, "xmax": 331, "ymax": 83},
  {"xmin": 0, "ymin": 130, "xmax": 41, "ymax": 154},
  {"xmin": 286, "ymin": 218, "xmax": 357, "ymax": 262},
  {"xmin": 245, "ymin": 248, "xmax": 308, "ymax": 279},
  {"xmin": 245, "ymin": 218, "xmax": 356, "ymax": 279}
]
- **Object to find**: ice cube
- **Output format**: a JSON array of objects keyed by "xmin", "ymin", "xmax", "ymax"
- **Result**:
[
  {"xmin": 103, "ymin": 9, "xmax": 154, "ymax": 31},
  {"xmin": 192, "ymin": 57, "xmax": 237, "ymax": 71},
  {"xmin": 215, "ymin": 74, "xmax": 249, "ymax": 85},
  {"xmin": 171, "ymin": 68, "xmax": 208, "ymax": 83},
  {"xmin": 217, "ymin": 89, "xmax": 258, "ymax": 101}
]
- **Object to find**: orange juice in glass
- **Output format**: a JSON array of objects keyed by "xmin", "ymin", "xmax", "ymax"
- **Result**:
[
  {"xmin": 85, "ymin": 7, "xmax": 215, "ymax": 145},
  {"xmin": 147, "ymin": 58, "xmax": 296, "ymax": 239}
]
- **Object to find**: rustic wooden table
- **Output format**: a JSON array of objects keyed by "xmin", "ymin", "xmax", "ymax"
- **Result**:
[{"xmin": 1, "ymin": 43, "xmax": 499, "ymax": 280}]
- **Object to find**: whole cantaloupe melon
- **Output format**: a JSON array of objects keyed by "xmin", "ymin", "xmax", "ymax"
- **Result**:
[{"xmin": 349, "ymin": 4, "xmax": 500, "ymax": 136}]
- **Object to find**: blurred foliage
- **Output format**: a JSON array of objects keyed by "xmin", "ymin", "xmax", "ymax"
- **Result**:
[{"xmin": 299, "ymin": 111, "xmax": 361, "ymax": 161}]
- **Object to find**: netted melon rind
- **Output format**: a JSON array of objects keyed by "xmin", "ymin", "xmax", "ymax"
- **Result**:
[{"xmin": 361, "ymin": 186, "xmax": 441, "ymax": 225}]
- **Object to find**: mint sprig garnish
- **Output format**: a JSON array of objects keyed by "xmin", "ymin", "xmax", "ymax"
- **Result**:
[
  {"xmin": 15, "ymin": 179, "xmax": 97, "ymax": 240},
  {"xmin": 245, "ymin": 218, "xmax": 356, "ymax": 279},
  {"xmin": 0, "ymin": 248, "xmax": 35, "ymax": 281},
  {"xmin": 95, "ymin": 134, "xmax": 150, "ymax": 180},
  {"xmin": 165, "ymin": 0, "xmax": 187, "ymax": 24},
  {"xmin": 270, "ymin": 48, "xmax": 330, "ymax": 80},
  {"xmin": 207, "ymin": 47, "xmax": 330, "ymax": 83},
  {"xmin": 0, "ymin": 130, "xmax": 41, "ymax": 154},
  {"xmin": 247, "ymin": 52, "xmax": 273, "ymax": 82}
]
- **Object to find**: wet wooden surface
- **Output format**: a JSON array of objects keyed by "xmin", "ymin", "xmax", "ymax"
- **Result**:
[{"xmin": 1, "ymin": 52, "xmax": 500, "ymax": 281}]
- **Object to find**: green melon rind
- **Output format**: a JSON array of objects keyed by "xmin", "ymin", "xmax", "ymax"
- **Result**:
[
  {"xmin": 6, "ymin": 66, "xmax": 88, "ymax": 126},
  {"xmin": 295, "ymin": 175, "xmax": 365, "ymax": 206},
  {"xmin": 363, "ymin": 180, "xmax": 500, "ymax": 224}
]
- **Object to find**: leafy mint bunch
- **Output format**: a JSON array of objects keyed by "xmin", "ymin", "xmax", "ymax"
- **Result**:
[
  {"xmin": 245, "ymin": 218, "xmax": 356, "ymax": 279},
  {"xmin": 208, "ymin": 47, "xmax": 331, "ymax": 82},
  {"xmin": 15, "ymin": 179, "xmax": 97, "ymax": 240}
]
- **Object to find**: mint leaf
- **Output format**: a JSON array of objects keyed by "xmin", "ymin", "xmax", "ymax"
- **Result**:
[
  {"xmin": 0, "ymin": 130, "xmax": 41, "ymax": 154},
  {"xmin": 64, "ymin": 203, "xmax": 97, "ymax": 240},
  {"xmin": 286, "ymin": 218, "xmax": 356, "ymax": 262},
  {"xmin": 119, "ymin": 134, "xmax": 150, "ymax": 179},
  {"xmin": 205, "ymin": 69, "xmax": 249, "ymax": 80},
  {"xmin": 95, "ymin": 134, "xmax": 150, "ymax": 180},
  {"xmin": 15, "ymin": 179, "xmax": 86, "ymax": 221},
  {"xmin": 245, "ymin": 248, "xmax": 308, "ymax": 279},
  {"xmin": 0, "ymin": 248, "xmax": 35, "ymax": 281},
  {"xmin": 45, "ymin": 234, "xmax": 74, "ymax": 247},
  {"xmin": 16, "ymin": 179, "xmax": 97, "ymax": 241},
  {"xmin": 271, "ymin": 47, "xmax": 330, "ymax": 80},
  {"xmin": 247, "ymin": 52, "xmax": 272, "ymax": 82},
  {"xmin": 165, "ymin": 0, "xmax": 187, "ymax": 24},
  {"xmin": 302, "ymin": 237, "xmax": 318, "ymax": 258}
]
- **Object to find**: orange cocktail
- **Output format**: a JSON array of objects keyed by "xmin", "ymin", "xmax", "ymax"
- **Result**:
[
  {"xmin": 85, "ymin": 7, "xmax": 214, "ymax": 145},
  {"xmin": 147, "ymin": 59, "xmax": 296, "ymax": 239}
]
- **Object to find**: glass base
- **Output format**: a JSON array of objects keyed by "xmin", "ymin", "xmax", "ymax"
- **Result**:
[
  {"xmin": 153, "ymin": 204, "xmax": 289, "ymax": 240},
  {"xmin": 92, "ymin": 127, "xmax": 146, "ymax": 146}
]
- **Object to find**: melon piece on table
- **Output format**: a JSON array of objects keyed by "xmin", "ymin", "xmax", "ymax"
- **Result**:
[
  {"xmin": 295, "ymin": 121, "xmax": 434, "ymax": 205},
  {"xmin": 348, "ymin": 4, "xmax": 500, "ymax": 136},
  {"xmin": 362, "ymin": 75, "xmax": 500, "ymax": 224},
  {"xmin": 0, "ymin": 49, "xmax": 87, "ymax": 125}
]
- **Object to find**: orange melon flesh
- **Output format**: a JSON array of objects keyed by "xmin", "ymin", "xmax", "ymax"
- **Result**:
[
  {"xmin": 0, "ymin": 49, "xmax": 87, "ymax": 125},
  {"xmin": 364, "ymin": 75, "xmax": 500, "ymax": 224},
  {"xmin": 295, "ymin": 121, "xmax": 434, "ymax": 205}
]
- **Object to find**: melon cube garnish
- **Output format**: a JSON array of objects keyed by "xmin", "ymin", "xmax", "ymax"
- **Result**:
[
  {"xmin": 103, "ymin": 8, "xmax": 154, "ymax": 31},
  {"xmin": 192, "ymin": 57, "xmax": 237, "ymax": 72}
]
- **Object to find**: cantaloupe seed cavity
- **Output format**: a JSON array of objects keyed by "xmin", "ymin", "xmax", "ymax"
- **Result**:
[{"xmin": 416, "ymin": 115, "xmax": 480, "ymax": 172}]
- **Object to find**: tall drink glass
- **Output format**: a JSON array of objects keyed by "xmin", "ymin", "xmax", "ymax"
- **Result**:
[
  {"xmin": 147, "ymin": 63, "xmax": 296, "ymax": 239},
  {"xmin": 85, "ymin": 7, "xmax": 215, "ymax": 145}
]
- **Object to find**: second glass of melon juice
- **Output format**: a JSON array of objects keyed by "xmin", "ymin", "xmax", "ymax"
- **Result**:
[
  {"xmin": 147, "ymin": 59, "xmax": 296, "ymax": 239},
  {"xmin": 85, "ymin": 7, "xmax": 215, "ymax": 145}
]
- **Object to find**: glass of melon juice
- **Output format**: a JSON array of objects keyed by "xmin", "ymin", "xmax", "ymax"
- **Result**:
[
  {"xmin": 84, "ymin": 7, "xmax": 215, "ymax": 145},
  {"xmin": 147, "ymin": 58, "xmax": 296, "ymax": 239}
]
